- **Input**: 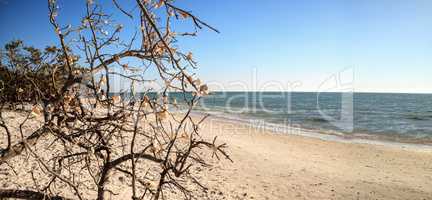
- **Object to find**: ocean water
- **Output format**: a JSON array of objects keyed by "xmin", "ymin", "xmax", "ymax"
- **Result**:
[
  {"xmin": 123, "ymin": 92, "xmax": 432, "ymax": 144},
  {"xmin": 192, "ymin": 92, "xmax": 432, "ymax": 144}
]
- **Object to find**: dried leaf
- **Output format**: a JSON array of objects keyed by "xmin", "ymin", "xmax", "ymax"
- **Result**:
[
  {"xmin": 154, "ymin": 46, "xmax": 164, "ymax": 55},
  {"xmin": 31, "ymin": 105, "xmax": 42, "ymax": 117},
  {"xmin": 157, "ymin": 110, "xmax": 169, "ymax": 120},
  {"xmin": 179, "ymin": 11, "xmax": 189, "ymax": 19},
  {"xmin": 72, "ymin": 69, "xmax": 81, "ymax": 76},
  {"xmin": 64, "ymin": 95, "xmax": 73, "ymax": 104},
  {"xmin": 199, "ymin": 84, "xmax": 209, "ymax": 95},
  {"xmin": 154, "ymin": 0, "xmax": 164, "ymax": 9},
  {"xmin": 186, "ymin": 52, "xmax": 193, "ymax": 61},
  {"xmin": 112, "ymin": 95, "xmax": 121, "ymax": 103},
  {"xmin": 99, "ymin": 76, "xmax": 107, "ymax": 85},
  {"xmin": 141, "ymin": 101, "xmax": 149, "ymax": 108},
  {"xmin": 192, "ymin": 78, "xmax": 201, "ymax": 86}
]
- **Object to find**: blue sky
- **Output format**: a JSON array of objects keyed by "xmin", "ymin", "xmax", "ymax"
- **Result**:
[{"xmin": 1, "ymin": 0, "xmax": 431, "ymax": 93}]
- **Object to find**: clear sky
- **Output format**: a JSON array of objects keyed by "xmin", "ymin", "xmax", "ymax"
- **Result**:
[{"xmin": 1, "ymin": 0, "xmax": 431, "ymax": 93}]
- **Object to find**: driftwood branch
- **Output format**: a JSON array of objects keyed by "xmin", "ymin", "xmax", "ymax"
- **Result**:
[{"xmin": 0, "ymin": 189, "xmax": 72, "ymax": 200}]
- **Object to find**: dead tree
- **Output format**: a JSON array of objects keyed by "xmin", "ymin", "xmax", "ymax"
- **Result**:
[{"xmin": 0, "ymin": 0, "xmax": 230, "ymax": 199}]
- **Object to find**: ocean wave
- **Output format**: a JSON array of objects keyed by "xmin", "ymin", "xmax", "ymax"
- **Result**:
[
  {"xmin": 192, "ymin": 109, "xmax": 432, "ymax": 146},
  {"xmin": 306, "ymin": 117, "xmax": 330, "ymax": 123},
  {"xmin": 405, "ymin": 114, "xmax": 432, "ymax": 121}
]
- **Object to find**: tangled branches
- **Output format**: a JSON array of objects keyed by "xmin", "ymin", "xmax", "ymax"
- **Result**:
[{"xmin": 0, "ymin": 0, "xmax": 230, "ymax": 199}]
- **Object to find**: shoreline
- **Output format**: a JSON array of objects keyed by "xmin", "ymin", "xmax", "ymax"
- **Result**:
[
  {"xmin": 194, "ymin": 115, "xmax": 432, "ymax": 199},
  {"xmin": 191, "ymin": 111, "xmax": 432, "ymax": 152}
]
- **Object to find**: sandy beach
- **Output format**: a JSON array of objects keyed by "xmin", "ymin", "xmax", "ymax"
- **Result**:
[
  {"xmin": 1, "ymin": 112, "xmax": 432, "ymax": 200},
  {"xmin": 2, "ymin": 0, "xmax": 432, "ymax": 199},
  {"xmin": 194, "ymin": 117, "xmax": 432, "ymax": 200}
]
